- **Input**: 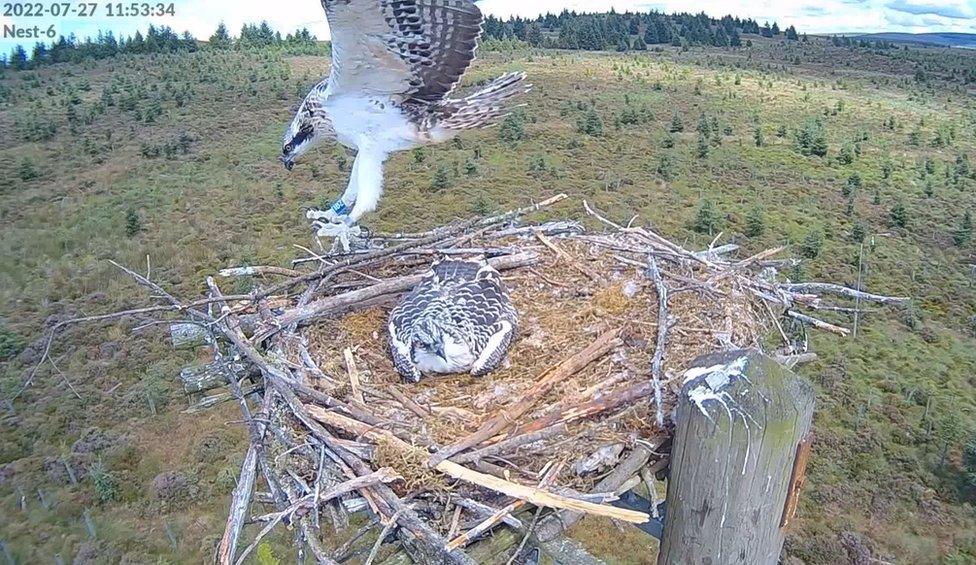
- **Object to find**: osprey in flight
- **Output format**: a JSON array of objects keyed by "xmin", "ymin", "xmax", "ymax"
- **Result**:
[
  {"xmin": 388, "ymin": 259, "xmax": 518, "ymax": 382},
  {"xmin": 281, "ymin": 0, "xmax": 529, "ymax": 243}
]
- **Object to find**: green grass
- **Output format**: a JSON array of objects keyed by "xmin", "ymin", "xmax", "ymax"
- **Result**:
[{"xmin": 1, "ymin": 38, "xmax": 975, "ymax": 563}]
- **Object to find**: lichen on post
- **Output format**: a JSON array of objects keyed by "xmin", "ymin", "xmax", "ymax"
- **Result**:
[{"xmin": 658, "ymin": 349, "xmax": 815, "ymax": 565}]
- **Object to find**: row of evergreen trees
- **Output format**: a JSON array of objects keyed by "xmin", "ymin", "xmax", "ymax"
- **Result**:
[
  {"xmin": 3, "ymin": 25, "xmax": 197, "ymax": 70},
  {"xmin": 2, "ymin": 8, "xmax": 805, "ymax": 70},
  {"xmin": 482, "ymin": 10, "xmax": 801, "ymax": 50},
  {"xmin": 1, "ymin": 22, "xmax": 320, "ymax": 70}
]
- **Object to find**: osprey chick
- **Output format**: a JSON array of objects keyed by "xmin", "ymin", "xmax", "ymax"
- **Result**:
[
  {"xmin": 388, "ymin": 259, "xmax": 518, "ymax": 382},
  {"xmin": 282, "ymin": 0, "xmax": 530, "ymax": 245}
]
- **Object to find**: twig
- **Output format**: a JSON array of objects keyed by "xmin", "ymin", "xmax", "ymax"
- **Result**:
[
  {"xmin": 445, "ymin": 467, "xmax": 558, "ymax": 551},
  {"xmin": 779, "ymin": 282, "xmax": 908, "ymax": 305},
  {"xmin": 506, "ymin": 507, "xmax": 543, "ymax": 565},
  {"xmin": 254, "ymin": 194, "xmax": 566, "ymax": 301},
  {"xmin": 447, "ymin": 504, "xmax": 463, "ymax": 540},
  {"xmin": 219, "ymin": 265, "xmax": 305, "ymax": 278},
  {"xmin": 307, "ymin": 407, "xmax": 648, "ymax": 524},
  {"xmin": 451, "ymin": 497, "xmax": 523, "ymax": 530},
  {"xmin": 386, "ymin": 385, "xmax": 430, "ymax": 418},
  {"xmin": 535, "ymin": 231, "xmax": 601, "ymax": 281},
  {"xmin": 786, "ymin": 310, "xmax": 851, "ymax": 336},
  {"xmin": 453, "ymin": 424, "xmax": 568, "ymax": 464},
  {"xmin": 343, "ymin": 348, "xmax": 365, "ymax": 405},
  {"xmin": 253, "ymin": 252, "xmax": 539, "ymax": 342},
  {"xmin": 429, "ymin": 327, "xmax": 623, "ymax": 466},
  {"xmin": 512, "ymin": 381, "xmax": 655, "ymax": 436},
  {"xmin": 364, "ymin": 509, "xmax": 403, "ymax": 565},
  {"xmin": 646, "ymin": 257, "xmax": 669, "ymax": 429},
  {"xmin": 235, "ymin": 470, "xmax": 400, "ymax": 565}
]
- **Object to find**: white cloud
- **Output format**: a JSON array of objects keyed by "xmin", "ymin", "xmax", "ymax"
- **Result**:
[
  {"xmin": 165, "ymin": 1, "xmax": 329, "ymax": 41},
  {"xmin": 886, "ymin": 0, "xmax": 975, "ymax": 19}
]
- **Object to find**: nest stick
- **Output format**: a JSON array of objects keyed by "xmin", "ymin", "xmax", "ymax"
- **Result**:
[
  {"xmin": 779, "ymin": 282, "xmax": 910, "ymax": 305},
  {"xmin": 254, "ymin": 251, "xmax": 540, "ymax": 341},
  {"xmin": 451, "ymin": 497, "xmax": 524, "ymax": 530},
  {"xmin": 307, "ymin": 406, "xmax": 649, "ymax": 524},
  {"xmin": 513, "ymin": 381, "xmax": 655, "ymax": 436},
  {"xmin": 786, "ymin": 310, "xmax": 851, "ymax": 336},
  {"xmin": 446, "ymin": 464, "xmax": 559, "ymax": 551},
  {"xmin": 373, "ymin": 194, "xmax": 569, "ymax": 240},
  {"xmin": 299, "ymin": 520, "xmax": 337, "ymax": 565},
  {"xmin": 447, "ymin": 505, "xmax": 463, "ymax": 540},
  {"xmin": 535, "ymin": 231, "xmax": 601, "ymax": 282},
  {"xmin": 255, "ymin": 194, "xmax": 566, "ymax": 301},
  {"xmin": 274, "ymin": 387, "xmax": 474, "ymax": 564},
  {"xmin": 386, "ymin": 385, "xmax": 431, "ymax": 418},
  {"xmin": 364, "ymin": 509, "xmax": 403, "ymax": 565},
  {"xmin": 238, "ymin": 469, "xmax": 399, "ymax": 565},
  {"xmin": 506, "ymin": 507, "xmax": 543, "ymax": 565},
  {"xmin": 218, "ymin": 443, "xmax": 259, "ymax": 565},
  {"xmin": 219, "ymin": 265, "xmax": 305, "ymax": 278},
  {"xmin": 343, "ymin": 348, "xmax": 365, "ymax": 405},
  {"xmin": 646, "ymin": 256, "xmax": 670, "ymax": 428},
  {"xmin": 447, "ymin": 499, "xmax": 527, "ymax": 551},
  {"xmin": 452, "ymin": 424, "xmax": 569, "ymax": 464},
  {"xmin": 429, "ymin": 327, "xmax": 624, "ymax": 466}
]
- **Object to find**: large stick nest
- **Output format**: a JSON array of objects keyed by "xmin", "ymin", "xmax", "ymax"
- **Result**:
[
  {"xmin": 298, "ymin": 228, "xmax": 763, "ymax": 493},
  {"xmin": 25, "ymin": 195, "xmax": 908, "ymax": 562}
]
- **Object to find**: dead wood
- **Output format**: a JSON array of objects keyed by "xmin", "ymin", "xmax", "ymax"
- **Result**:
[
  {"xmin": 306, "ymin": 407, "xmax": 648, "ymax": 524},
  {"xmin": 646, "ymin": 256, "xmax": 670, "ymax": 428},
  {"xmin": 428, "ymin": 327, "xmax": 624, "ymax": 466},
  {"xmin": 452, "ymin": 424, "xmax": 569, "ymax": 464},
  {"xmin": 20, "ymin": 195, "xmax": 915, "ymax": 564},
  {"xmin": 253, "ymin": 251, "xmax": 540, "ymax": 342},
  {"xmin": 512, "ymin": 381, "xmax": 655, "ymax": 436}
]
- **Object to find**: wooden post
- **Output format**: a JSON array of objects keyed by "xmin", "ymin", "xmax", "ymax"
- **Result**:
[{"xmin": 658, "ymin": 349, "xmax": 815, "ymax": 565}]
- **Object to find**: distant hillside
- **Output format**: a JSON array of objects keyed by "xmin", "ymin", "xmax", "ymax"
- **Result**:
[{"xmin": 854, "ymin": 32, "xmax": 976, "ymax": 48}]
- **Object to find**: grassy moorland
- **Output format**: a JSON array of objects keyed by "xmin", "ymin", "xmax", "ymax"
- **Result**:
[{"xmin": 1, "ymin": 35, "xmax": 975, "ymax": 563}]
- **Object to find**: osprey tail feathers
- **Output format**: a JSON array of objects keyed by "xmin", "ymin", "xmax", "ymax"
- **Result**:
[{"xmin": 437, "ymin": 72, "xmax": 530, "ymax": 131}]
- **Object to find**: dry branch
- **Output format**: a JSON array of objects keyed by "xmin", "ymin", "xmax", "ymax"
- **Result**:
[
  {"xmin": 253, "ymin": 251, "xmax": 540, "ymax": 342},
  {"xmin": 646, "ymin": 257, "xmax": 670, "ymax": 428},
  {"xmin": 306, "ymin": 407, "xmax": 648, "ymax": 524},
  {"xmin": 23, "ymin": 197, "xmax": 917, "ymax": 564},
  {"xmin": 428, "ymin": 327, "xmax": 624, "ymax": 466},
  {"xmin": 452, "ymin": 424, "xmax": 569, "ymax": 464},
  {"xmin": 253, "ymin": 194, "xmax": 566, "ymax": 301},
  {"xmin": 786, "ymin": 310, "xmax": 851, "ymax": 335},
  {"xmin": 779, "ymin": 282, "xmax": 910, "ymax": 305},
  {"xmin": 512, "ymin": 381, "xmax": 655, "ymax": 436}
]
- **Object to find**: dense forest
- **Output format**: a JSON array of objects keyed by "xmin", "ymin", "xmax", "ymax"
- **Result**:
[
  {"xmin": 5, "ymin": 8, "xmax": 934, "ymax": 71},
  {"xmin": 482, "ymin": 10, "xmax": 800, "ymax": 50},
  {"xmin": 1, "ymin": 9, "xmax": 801, "ymax": 70}
]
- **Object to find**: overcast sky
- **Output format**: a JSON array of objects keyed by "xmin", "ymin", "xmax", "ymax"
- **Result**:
[{"xmin": 2, "ymin": 0, "xmax": 974, "ymax": 55}]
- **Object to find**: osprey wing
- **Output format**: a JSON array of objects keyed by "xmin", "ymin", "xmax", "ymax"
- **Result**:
[
  {"xmin": 320, "ymin": 0, "xmax": 483, "ymax": 101},
  {"xmin": 449, "ymin": 266, "xmax": 517, "ymax": 337}
]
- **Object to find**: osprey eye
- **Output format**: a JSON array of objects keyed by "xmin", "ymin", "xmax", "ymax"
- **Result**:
[{"xmin": 284, "ymin": 142, "xmax": 294, "ymax": 153}]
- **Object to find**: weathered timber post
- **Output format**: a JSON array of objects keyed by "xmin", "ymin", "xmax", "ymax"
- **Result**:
[{"xmin": 658, "ymin": 349, "xmax": 815, "ymax": 565}]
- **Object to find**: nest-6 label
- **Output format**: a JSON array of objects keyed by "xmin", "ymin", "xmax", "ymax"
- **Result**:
[{"xmin": 3, "ymin": 2, "xmax": 176, "ymax": 39}]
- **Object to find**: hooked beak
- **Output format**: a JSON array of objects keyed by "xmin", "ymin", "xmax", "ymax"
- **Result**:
[{"xmin": 280, "ymin": 155, "xmax": 295, "ymax": 171}]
